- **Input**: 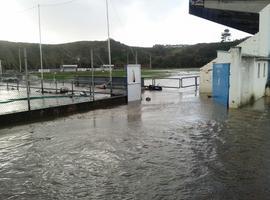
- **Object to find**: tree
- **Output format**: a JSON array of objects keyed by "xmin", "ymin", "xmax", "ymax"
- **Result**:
[{"xmin": 221, "ymin": 29, "xmax": 231, "ymax": 42}]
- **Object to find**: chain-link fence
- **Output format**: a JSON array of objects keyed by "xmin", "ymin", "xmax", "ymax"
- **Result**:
[{"xmin": 0, "ymin": 73, "xmax": 127, "ymax": 115}]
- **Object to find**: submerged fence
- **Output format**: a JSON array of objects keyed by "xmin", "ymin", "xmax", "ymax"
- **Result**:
[
  {"xmin": 144, "ymin": 76, "xmax": 200, "ymax": 90},
  {"xmin": 0, "ymin": 73, "xmax": 127, "ymax": 115}
]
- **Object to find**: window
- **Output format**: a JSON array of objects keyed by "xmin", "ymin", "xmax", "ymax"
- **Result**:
[
  {"xmin": 258, "ymin": 63, "xmax": 261, "ymax": 78},
  {"xmin": 263, "ymin": 63, "xmax": 266, "ymax": 78}
]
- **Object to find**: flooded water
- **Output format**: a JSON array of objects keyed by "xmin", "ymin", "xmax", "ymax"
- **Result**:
[
  {"xmin": 0, "ymin": 89, "xmax": 270, "ymax": 199},
  {"xmin": 0, "ymin": 81, "xmax": 113, "ymax": 115}
]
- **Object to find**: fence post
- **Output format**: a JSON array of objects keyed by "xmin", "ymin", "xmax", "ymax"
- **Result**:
[
  {"xmin": 92, "ymin": 78, "xmax": 95, "ymax": 101},
  {"xmin": 6, "ymin": 82, "xmax": 9, "ymax": 90},
  {"xmin": 71, "ymin": 81, "xmax": 74, "ymax": 96},
  {"xmin": 17, "ymin": 80, "xmax": 19, "ymax": 90},
  {"xmin": 24, "ymin": 48, "xmax": 31, "ymax": 111},
  {"xmin": 179, "ymin": 78, "xmax": 182, "ymax": 88},
  {"xmin": 55, "ymin": 80, "xmax": 58, "ymax": 94},
  {"xmin": 89, "ymin": 79, "xmax": 92, "ymax": 101},
  {"xmin": 195, "ymin": 77, "xmax": 198, "ymax": 92}
]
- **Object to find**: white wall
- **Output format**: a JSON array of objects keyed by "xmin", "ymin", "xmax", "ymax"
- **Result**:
[
  {"xmin": 229, "ymin": 56, "xmax": 268, "ymax": 108},
  {"xmin": 240, "ymin": 57, "xmax": 255, "ymax": 105},
  {"xmin": 259, "ymin": 4, "xmax": 270, "ymax": 56},
  {"xmin": 252, "ymin": 61, "xmax": 268, "ymax": 99},
  {"xmin": 238, "ymin": 33, "xmax": 260, "ymax": 56},
  {"xmin": 217, "ymin": 51, "xmax": 231, "ymax": 63},
  {"xmin": 229, "ymin": 47, "xmax": 242, "ymax": 108},
  {"xmin": 199, "ymin": 59, "xmax": 215, "ymax": 94}
]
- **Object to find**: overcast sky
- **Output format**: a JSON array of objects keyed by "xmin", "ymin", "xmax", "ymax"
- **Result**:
[{"xmin": 0, "ymin": 0, "xmax": 250, "ymax": 47}]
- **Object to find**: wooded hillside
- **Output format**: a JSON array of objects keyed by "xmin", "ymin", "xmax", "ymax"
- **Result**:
[{"xmin": 0, "ymin": 39, "xmax": 245, "ymax": 70}]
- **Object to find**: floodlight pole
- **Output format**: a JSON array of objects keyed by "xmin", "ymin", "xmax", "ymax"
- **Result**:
[
  {"xmin": 24, "ymin": 48, "xmax": 31, "ymax": 111},
  {"xmin": 19, "ymin": 48, "xmax": 22, "ymax": 73},
  {"xmin": 149, "ymin": 54, "xmax": 152, "ymax": 69},
  {"xmin": 38, "ymin": 4, "xmax": 44, "ymax": 94},
  {"xmin": 91, "ymin": 49, "xmax": 95, "ymax": 101},
  {"xmin": 0, "ymin": 60, "xmax": 2, "ymax": 82},
  {"xmin": 106, "ymin": 0, "xmax": 112, "ymax": 96}
]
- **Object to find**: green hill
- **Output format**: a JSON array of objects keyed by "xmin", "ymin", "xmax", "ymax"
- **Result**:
[{"xmin": 0, "ymin": 39, "xmax": 244, "ymax": 71}]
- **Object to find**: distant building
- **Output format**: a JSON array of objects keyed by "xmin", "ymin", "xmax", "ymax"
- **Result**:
[
  {"xmin": 61, "ymin": 65, "xmax": 78, "ymax": 72},
  {"xmin": 102, "ymin": 64, "xmax": 114, "ymax": 69}
]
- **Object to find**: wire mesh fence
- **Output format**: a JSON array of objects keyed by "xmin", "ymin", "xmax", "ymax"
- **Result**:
[{"xmin": 0, "ymin": 73, "xmax": 127, "ymax": 115}]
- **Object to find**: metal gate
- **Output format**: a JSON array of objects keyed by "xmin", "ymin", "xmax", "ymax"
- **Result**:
[{"xmin": 213, "ymin": 63, "xmax": 230, "ymax": 107}]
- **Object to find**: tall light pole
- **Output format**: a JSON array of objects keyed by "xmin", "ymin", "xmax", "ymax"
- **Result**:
[
  {"xmin": 149, "ymin": 54, "xmax": 152, "ymax": 69},
  {"xmin": 19, "ymin": 48, "xmax": 22, "ymax": 73},
  {"xmin": 38, "ymin": 4, "xmax": 44, "ymax": 94},
  {"xmin": 91, "ymin": 49, "xmax": 95, "ymax": 101},
  {"xmin": 0, "ymin": 60, "xmax": 2, "ymax": 81},
  {"xmin": 135, "ymin": 51, "xmax": 138, "ymax": 64},
  {"xmin": 106, "ymin": 0, "xmax": 112, "ymax": 96}
]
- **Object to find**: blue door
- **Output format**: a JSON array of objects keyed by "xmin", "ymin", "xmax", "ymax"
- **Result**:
[{"xmin": 213, "ymin": 63, "xmax": 230, "ymax": 107}]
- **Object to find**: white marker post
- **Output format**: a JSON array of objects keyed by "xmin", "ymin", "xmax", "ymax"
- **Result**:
[{"xmin": 127, "ymin": 64, "xmax": 142, "ymax": 102}]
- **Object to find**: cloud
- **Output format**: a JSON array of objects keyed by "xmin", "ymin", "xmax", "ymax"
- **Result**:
[{"xmin": 0, "ymin": 0, "xmax": 250, "ymax": 46}]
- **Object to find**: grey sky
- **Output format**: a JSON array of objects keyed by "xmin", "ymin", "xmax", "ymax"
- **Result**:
[{"xmin": 0, "ymin": 0, "xmax": 250, "ymax": 47}]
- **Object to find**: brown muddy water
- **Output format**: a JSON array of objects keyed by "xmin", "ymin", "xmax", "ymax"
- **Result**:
[{"xmin": 0, "ymin": 89, "xmax": 270, "ymax": 200}]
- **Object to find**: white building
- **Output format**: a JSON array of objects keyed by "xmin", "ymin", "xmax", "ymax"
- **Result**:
[
  {"xmin": 61, "ymin": 65, "xmax": 78, "ymax": 72},
  {"xmin": 195, "ymin": 1, "xmax": 270, "ymax": 108}
]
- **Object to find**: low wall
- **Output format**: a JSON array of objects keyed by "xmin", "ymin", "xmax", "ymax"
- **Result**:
[{"xmin": 0, "ymin": 96, "xmax": 127, "ymax": 128}]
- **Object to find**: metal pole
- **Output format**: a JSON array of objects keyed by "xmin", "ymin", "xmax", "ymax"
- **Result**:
[
  {"xmin": 55, "ymin": 81, "xmax": 58, "ymax": 94},
  {"xmin": 38, "ymin": 4, "xmax": 44, "ymax": 94},
  {"xmin": 135, "ymin": 51, "xmax": 138, "ymax": 64},
  {"xmin": 71, "ymin": 81, "xmax": 74, "ymax": 96},
  {"xmin": 149, "ymin": 54, "xmax": 152, "ymax": 69},
  {"xmin": 127, "ymin": 52, "xmax": 129, "ymax": 65},
  {"xmin": 195, "ymin": 77, "xmax": 198, "ymax": 92},
  {"xmin": 91, "ymin": 49, "xmax": 95, "ymax": 101},
  {"xmin": 24, "ymin": 48, "xmax": 31, "ymax": 111},
  {"xmin": 19, "ymin": 48, "xmax": 22, "ymax": 73},
  {"xmin": 0, "ymin": 60, "xmax": 2, "ymax": 82},
  {"xmin": 106, "ymin": 0, "xmax": 112, "ymax": 96}
]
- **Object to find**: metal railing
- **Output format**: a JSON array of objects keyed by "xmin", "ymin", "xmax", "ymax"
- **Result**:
[
  {"xmin": 0, "ymin": 74, "xmax": 126, "ymax": 115},
  {"xmin": 146, "ymin": 76, "xmax": 200, "ymax": 90}
]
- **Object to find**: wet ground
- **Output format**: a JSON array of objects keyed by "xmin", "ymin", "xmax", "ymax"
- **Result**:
[{"xmin": 0, "ymin": 89, "xmax": 270, "ymax": 200}]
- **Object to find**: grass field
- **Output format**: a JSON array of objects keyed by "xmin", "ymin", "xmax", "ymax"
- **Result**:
[{"xmin": 33, "ymin": 69, "xmax": 175, "ymax": 80}]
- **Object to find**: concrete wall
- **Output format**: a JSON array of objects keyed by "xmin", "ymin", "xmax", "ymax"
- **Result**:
[
  {"xmin": 238, "ymin": 34, "xmax": 260, "ymax": 56},
  {"xmin": 228, "ymin": 48, "xmax": 242, "ymax": 108},
  {"xmin": 253, "ymin": 61, "xmax": 269, "ymax": 99},
  {"xmin": 228, "ymin": 54, "xmax": 268, "ymax": 108},
  {"xmin": 199, "ymin": 59, "xmax": 215, "ymax": 95},
  {"xmin": 217, "ymin": 51, "xmax": 231, "ymax": 63},
  {"xmin": 259, "ymin": 4, "xmax": 270, "ymax": 56}
]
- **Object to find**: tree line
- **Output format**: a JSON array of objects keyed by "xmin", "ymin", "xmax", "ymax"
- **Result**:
[{"xmin": 0, "ymin": 38, "xmax": 245, "ymax": 71}]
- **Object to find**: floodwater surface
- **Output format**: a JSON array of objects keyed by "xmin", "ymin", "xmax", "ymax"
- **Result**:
[{"xmin": 0, "ymin": 89, "xmax": 270, "ymax": 200}]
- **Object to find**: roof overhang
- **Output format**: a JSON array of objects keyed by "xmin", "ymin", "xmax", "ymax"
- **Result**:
[{"xmin": 189, "ymin": 0, "xmax": 262, "ymax": 34}]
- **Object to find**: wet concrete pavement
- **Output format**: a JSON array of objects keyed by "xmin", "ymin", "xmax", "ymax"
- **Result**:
[{"xmin": 0, "ymin": 89, "xmax": 270, "ymax": 200}]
